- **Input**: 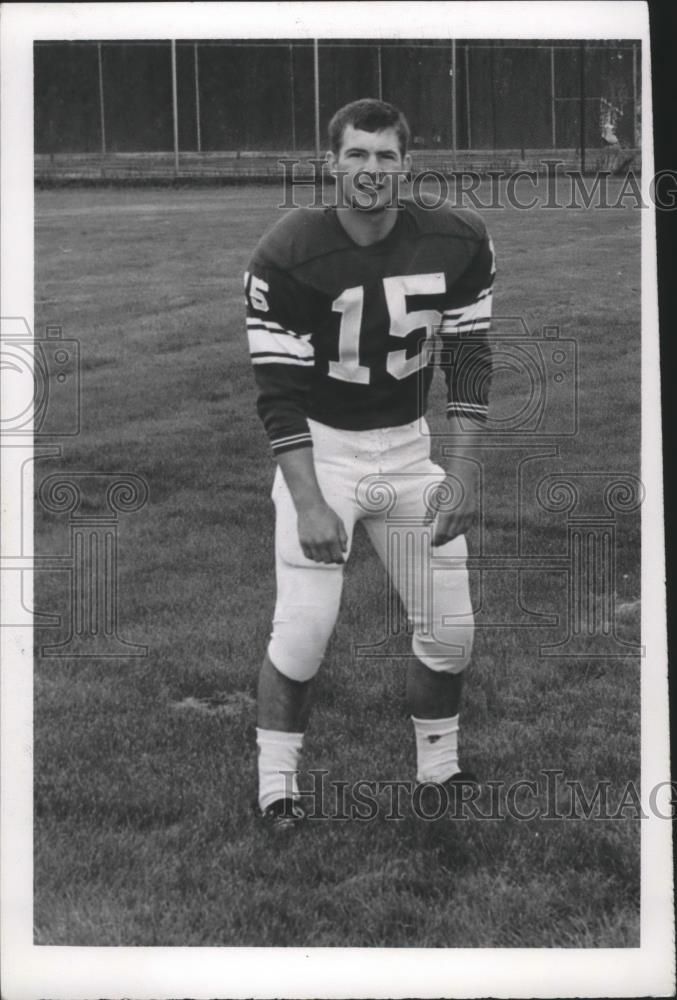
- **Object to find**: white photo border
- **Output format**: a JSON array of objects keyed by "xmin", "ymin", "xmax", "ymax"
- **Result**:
[{"xmin": 1, "ymin": 2, "xmax": 671, "ymax": 998}]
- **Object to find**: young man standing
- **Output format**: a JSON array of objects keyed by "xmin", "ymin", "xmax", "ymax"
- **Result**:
[{"xmin": 244, "ymin": 99, "xmax": 495, "ymax": 827}]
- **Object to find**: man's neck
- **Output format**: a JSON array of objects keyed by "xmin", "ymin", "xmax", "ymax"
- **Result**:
[{"xmin": 334, "ymin": 206, "xmax": 400, "ymax": 247}]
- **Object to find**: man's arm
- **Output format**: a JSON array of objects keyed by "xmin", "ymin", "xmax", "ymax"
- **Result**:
[
  {"xmin": 276, "ymin": 449, "xmax": 348, "ymax": 564},
  {"xmin": 428, "ymin": 416, "xmax": 482, "ymax": 547},
  {"xmin": 433, "ymin": 226, "xmax": 495, "ymax": 545},
  {"xmin": 245, "ymin": 262, "xmax": 347, "ymax": 564}
]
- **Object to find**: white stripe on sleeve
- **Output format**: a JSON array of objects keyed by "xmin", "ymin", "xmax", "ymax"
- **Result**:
[
  {"xmin": 440, "ymin": 288, "xmax": 493, "ymax": 334},
  {"xmin": 247, "ymin": 322, "xmax": 315, "ymax": 366},
  {"xmin": 271, "ymin": 431, "xmax": 313, "ymax": 450}
]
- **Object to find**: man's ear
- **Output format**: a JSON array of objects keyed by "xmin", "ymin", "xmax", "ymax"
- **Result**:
[
  {"xmin": 403, "ymin": 152, "xmax": 412, "ymax": 177},
  {"xmin": 326, "ymin": 150, "xmax": 337, "ymax": 175}
]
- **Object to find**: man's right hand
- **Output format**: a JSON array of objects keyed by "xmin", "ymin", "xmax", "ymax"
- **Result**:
[
  {"xmin": 275, "ymin": 445, "xmax": 348, "ymax": 563},
  {"xmin": 297, "ymin": 502, "xmax": 348, "ymax": 564}
]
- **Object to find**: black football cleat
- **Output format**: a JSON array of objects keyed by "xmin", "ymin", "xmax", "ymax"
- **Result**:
[
  {"xmin": 259, "ymin": 797, "xmax": 307, "ymax": 832},
  {"xmin": 445, "ymin": 770, "xmax": 480, "ymax": 788},
  {"xmin": 414, "ymin": 771, "xmax": 480, "ymax": 820}
]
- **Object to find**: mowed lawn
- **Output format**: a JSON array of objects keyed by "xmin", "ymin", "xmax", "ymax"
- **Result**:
[{"xmin": 34, "ymin": 182, "xmax": 641, "ymax": 947}]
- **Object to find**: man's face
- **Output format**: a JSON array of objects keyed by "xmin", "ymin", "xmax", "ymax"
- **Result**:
[{"xmin": 328, "ymin": 124, "xmax": 411, "ymax": 212}]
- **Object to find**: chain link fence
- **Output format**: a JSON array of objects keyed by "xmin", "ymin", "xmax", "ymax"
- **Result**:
[{"xmin": 34, "ymin": 39, "xmax": 641, "ymax": 179}]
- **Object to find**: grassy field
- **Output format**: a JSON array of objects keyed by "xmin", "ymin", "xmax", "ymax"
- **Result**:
[{"xmin": 34, "ymin": 182, "xmax": 641, "ymax": 947}]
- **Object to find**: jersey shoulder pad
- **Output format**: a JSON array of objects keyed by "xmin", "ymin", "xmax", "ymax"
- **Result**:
[
  {"xmin": 251, "ymin": 207, "xmax": 341, "ymax": 272},
  {"xmin": 403, "ymin": 199, "xmax": 488, "ymax": 243}
]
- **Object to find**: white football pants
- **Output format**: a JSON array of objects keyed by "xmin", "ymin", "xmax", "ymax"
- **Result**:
[{"xmin": 268, "ymin": 418, "xmax": 474, "ymax": 683}]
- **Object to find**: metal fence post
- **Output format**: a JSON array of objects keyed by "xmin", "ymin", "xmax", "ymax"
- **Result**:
[
  {"xmin": 194, "ymin": 42, "xmax": 202, "ymax": 153},
  {"xmin": 632, "ymin": 42, "xmax": 638, "ymax": 146},
  {"xmin": 579, "ymin": 41, "xmax": 586, "ymax": 173},
  {"xmin": 450, "ymin": 39, "xmax": 457, "ymax": 160},
  {"xmin": 171, "ymin": 39, "xmax": 179, "ymax": 172},
  {"xmin": 490, "ymin": 43, "xmax": 497, "ymax": 150},
  {"xmin": 550, "ymin": 45, "xmax": 556, "ymax": 149},
  {"xmin": 289, "ymin": 43, "xmax": 296, "ymax": 152},
  {"xmin": 465, "ymin": 43, "xmax": 471, "ymax": 150},
  {"xmin": 97, "ymin": 42, "xmax": 107, "ymax": 158},
  {"xmin": 313, "ymin": 39, "xmax": 320, "ymax": 160}
]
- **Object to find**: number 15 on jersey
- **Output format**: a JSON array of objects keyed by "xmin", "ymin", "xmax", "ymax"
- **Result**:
[{"xmin": 331, "ymin": 272, "xmax": 445, "ymax": 385}]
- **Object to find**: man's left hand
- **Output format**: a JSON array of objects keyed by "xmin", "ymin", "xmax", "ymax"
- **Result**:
[{"xmin": 425, "ymin": 480, "xmax": 476, "ymax": 547}]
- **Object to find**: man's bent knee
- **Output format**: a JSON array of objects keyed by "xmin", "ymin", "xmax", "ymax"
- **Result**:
[
  {"xmin": 268, "ymin": 605, "xmax": 338, "ymax": 682},
  {"xmin": 412, "ymin": 622, "xmax": 474, "ymax": 674}
]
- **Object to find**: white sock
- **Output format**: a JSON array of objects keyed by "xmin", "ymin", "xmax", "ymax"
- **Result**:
[
  {"xmin": 256, "ymin": 727, "xmax": 304, "ymax": 812},
  {"xmin": 412, "ymin": 714, "xmax": 460, "ymax": 784}
]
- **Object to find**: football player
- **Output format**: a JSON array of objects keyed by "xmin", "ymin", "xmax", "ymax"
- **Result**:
[{"xmin": 245, "ymin": 99, "xmax": 494, "ymax": 828}]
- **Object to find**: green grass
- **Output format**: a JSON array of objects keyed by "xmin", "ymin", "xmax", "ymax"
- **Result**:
[{"xmin": 34, "ymin": 183, "xmax": 641, "ymax": 946}]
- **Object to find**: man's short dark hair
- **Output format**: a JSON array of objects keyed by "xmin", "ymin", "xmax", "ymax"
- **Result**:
[{"xmin": 328, "ymin": 99, "xmax": 411, "ymax": 157}]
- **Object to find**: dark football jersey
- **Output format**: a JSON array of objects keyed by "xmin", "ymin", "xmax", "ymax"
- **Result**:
[{"xmin": 244, "ymin": 200, "xmax": 495, "ymax": 456}]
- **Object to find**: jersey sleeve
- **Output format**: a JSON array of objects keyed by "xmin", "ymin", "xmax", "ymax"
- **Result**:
[
  {"xmin": 244, "ymin": 259, "xmax": 314, "ymax": 457},
  {"xmin": 439, "ymin": 231, "xmax": 495, "ymax": 425}
]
